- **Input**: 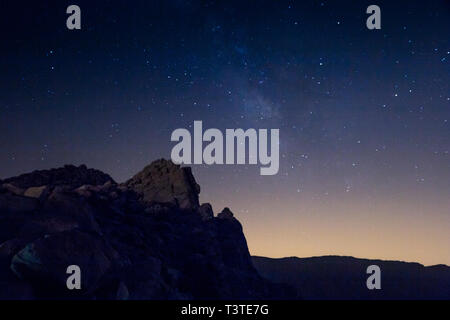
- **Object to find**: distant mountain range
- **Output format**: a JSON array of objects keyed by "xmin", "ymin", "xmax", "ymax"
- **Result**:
[{"xmin": 252, "ymin": 256, "xmax": 450, "ymax": 299}]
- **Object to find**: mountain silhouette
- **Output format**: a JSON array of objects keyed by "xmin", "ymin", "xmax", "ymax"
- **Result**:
[
  {"xmin": 0, "ymin": 159, "xmax": 292, "ymax": 299},
  {"xmin": 252, "ymin": 256, "xmax": 450, "ymax": 299}
]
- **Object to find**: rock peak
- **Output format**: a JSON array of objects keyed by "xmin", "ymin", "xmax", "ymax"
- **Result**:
[{"xmin": 125, "ymin": 159, "xmax": 200, "ymax": 210}]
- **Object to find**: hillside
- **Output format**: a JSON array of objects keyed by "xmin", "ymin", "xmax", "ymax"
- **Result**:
[{"xmin": 252, "ymin": 255, "xmax": 450, "ymax": 299}]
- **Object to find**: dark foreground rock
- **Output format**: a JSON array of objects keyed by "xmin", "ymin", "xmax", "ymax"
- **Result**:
[
  {"xmin": 125, "ymin": 159, "xmax": 201, "ymax": 210},
  {"xmin": 0, "ymin": 159, "xmax": 293, "ymax": 299}
]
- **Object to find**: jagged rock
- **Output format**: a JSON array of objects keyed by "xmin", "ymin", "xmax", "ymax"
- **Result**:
[
  {"xmin": 43, "ymin": 190, "xmax": 102, "ymax": 234},
  {"xmin": 2, "ymin": 164, "xmax": 114, "ymax": 189},
  {"xmin": 74, "ymin": 187, "xmax": 93, "ymax": 198},
  {"xmin": 217, "ymin": 207, "xmax": 235, "ymax": 220},
  {"xmin": 198, "ymin": 203, "xmax": 214, "ymax": 221},
  {"xmin": 11, "ymin": 230, "xmax": 117, "ymax": 295},
  {"xmin": 74, "ymin": 184, "xmax": 101, "ymax": 199},
  {"xmin": 75, "ymin": 180, "xmax": 115, "ymax": 196},
  {"xmin": 126, "ymin": 159, "xmax": 200, "ymax": 210},
  {"xmin": 99, "ymin": 180, "xmax": 114, "ymax": 192},
  {"xmin": 1, "ymin": 183, "xmax": 24, "ymax": 196},
  {"xmin": 24, "ymin": 185, "xmax": 49, "ymax": 200}
]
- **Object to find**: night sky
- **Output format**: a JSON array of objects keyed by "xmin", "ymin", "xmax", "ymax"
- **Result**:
[{"xmin": 1, "ymin": 1, "xmax": 449, "ymax": 265}]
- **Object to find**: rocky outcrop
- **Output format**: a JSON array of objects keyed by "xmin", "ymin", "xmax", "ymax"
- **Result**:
[
  {"xmin": 1, "ymin": 183, "xmax": 24, "ymax": 196},
  {"xmin": 125, "ymin": 159, "xmax": 200, "ymax": 210},
  {"xmin": 24, "ymin": 186, "xmax": 50, "ymax": 200},
  {"xmin": 0, "ymin": 159, "xmax": 291, "ymax": 300},
  {"xmin": 2, "ymin": 164, "xmax": 114, "ymax": 190},
  {"xmin": 253, "ymin": 256, "xmax": 450, "ymax": 300},
  {"xmin": 198, "ymin": 203, "xmax": 214, "ymax": 221},
  {"xmin": 218, "ymin": 207, "xmax": 235, "ymax": 220},
  {"xmin": 11, "ymin": 230, "xmax": 117, "ymax": 296}
]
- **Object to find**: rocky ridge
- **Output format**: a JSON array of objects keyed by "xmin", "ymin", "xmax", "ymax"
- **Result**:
[{"xmin": 0, "ymin": 159, "xmax": 292, "ymax": 299}]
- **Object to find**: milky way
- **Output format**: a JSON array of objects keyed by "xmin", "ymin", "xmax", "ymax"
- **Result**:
[{"xmin": 1, "ymin": 0, "xmax": 449, "ymax": 265}]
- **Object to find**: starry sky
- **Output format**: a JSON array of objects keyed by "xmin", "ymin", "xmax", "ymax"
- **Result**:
[{"xmin": 1, "ymin": 0, "xmax": 449, "ymax": 265}]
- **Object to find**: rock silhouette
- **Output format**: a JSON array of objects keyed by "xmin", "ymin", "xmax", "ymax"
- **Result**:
[
  {"xmin": 1, "ymin": 165, "xmax": 113, "ymax": 190},
  {"xmin": 125, "ymin": 159, "xmax": 201, "ymax": 210},
  {"xmin": 0, "ymin": 160, "xmax": 292, "ymax": 299}
]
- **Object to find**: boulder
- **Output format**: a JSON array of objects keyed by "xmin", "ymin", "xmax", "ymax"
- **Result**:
[
  {"xmin": 74, "ymin": 180, "xmax": 115, "ymax": 198},
  {"xmin": 1, "ymin": 164, "xmax": 114, "ymax": 189},
  {"xmin": 126, "ymin": 159, "xmax": 200, "ymax": 210},
  {"xmin": 74, "ymin": 187, "xmax": 93, "ymax": 198},
  {"xmin": 1, "ymin": 183, "xmax": 24, "ymax": 196},
  {"xmin": 10, "ymin": 230, "xmax": 116, "ymax": 295},
  {"xmin": 198, "ymin": 203, "xmax": 214, "ymax": 221},
  {"xmin": 24, "ymin": 185, "xmax": 49, "ymax": 200},
  {"xmin": 43, "ymin": 190, "xmax": 101, "ymax": 234}
]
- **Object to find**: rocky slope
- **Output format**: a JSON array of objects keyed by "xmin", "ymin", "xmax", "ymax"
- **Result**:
[{"xmin": 0, "ymin": 160, "xmax": 292, "ymax": 299}]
